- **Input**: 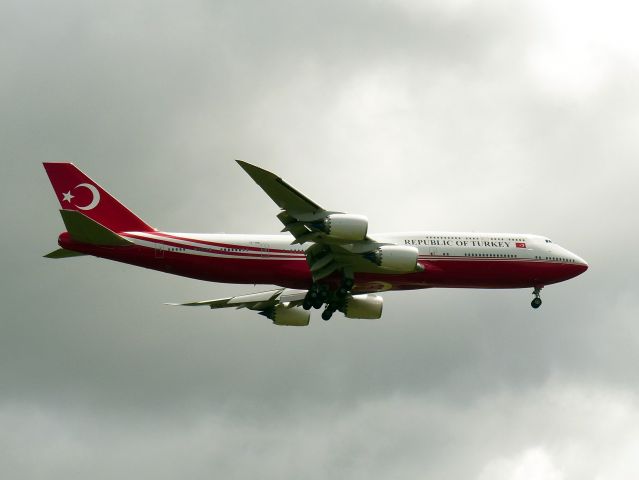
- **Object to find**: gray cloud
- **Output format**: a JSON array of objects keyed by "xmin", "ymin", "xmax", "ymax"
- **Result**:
[{"xmin": 3, "ymin": 381, "xmax": 639, "ymax": 479}]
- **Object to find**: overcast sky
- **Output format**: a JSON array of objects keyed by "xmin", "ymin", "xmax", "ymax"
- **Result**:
[{"xmin": 2, "ymin": 0, "xmax": 639, "ymax": 478}]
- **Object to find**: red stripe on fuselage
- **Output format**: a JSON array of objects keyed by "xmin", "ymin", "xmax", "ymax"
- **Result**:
[
  {"xmin": 148, "ymin": 231, "xmax": 305, "ymax": 255},
  {"xmin": 122, "ymin": 233, "xmax": 306, "ymax": 259}
]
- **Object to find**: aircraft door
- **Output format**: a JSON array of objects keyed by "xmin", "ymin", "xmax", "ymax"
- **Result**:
[{"xmin": 249, "ymin": 241, "xmax": 269, "ymax": 256}]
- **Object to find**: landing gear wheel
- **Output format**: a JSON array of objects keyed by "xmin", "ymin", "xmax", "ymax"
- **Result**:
[
  {"xmin": 305, "ymin": 283, "xmax": 323, "ymax": 309},
  {"xmin": 321, "ymin": 309, "xmax": 334, "ymax": 321},
  {"xmin": 531, "ymin": 286, "xmax": 543, "ymax": 309}
]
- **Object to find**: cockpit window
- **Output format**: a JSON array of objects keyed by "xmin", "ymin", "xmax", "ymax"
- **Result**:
[{"xmin": 545, "ymin": 239, "xmax": 553, "ymax": 243}]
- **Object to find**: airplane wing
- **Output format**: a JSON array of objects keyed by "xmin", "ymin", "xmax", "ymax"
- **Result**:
[
  {"xmin": 167, "ymin": 288, "xmax": 311, "ymax": 326},
  {"xmin": 167, "ymin": 287, "xmax": 385, "ymax": 325},
  {"xmin": 236, "ymin": 160, "xmax": 423, "ymax": 281},
  {"xmin": 166, "ymin": 288, "xmax": 306, "ymax": 309}
]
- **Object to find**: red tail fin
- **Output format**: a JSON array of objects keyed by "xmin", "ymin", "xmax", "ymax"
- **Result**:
[{"xmin": 43, "ymin": 163, "xmax": 154, "ymax": 233}]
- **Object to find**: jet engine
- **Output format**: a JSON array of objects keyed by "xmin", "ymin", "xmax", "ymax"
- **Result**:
[
  {"xmin": 343, "ymin": 294, "xmax": 384, "ymax": 319},
  {"xmin": 365, "ymin": 245, "xmax": 419, "ymax": 272},
  {"xmin": 314, "ymin": 214, "xmax": 368, "ymax": 241},
  {"xmin": 263, "ymin": 303, "xmax": 310, "ymax": 326}
]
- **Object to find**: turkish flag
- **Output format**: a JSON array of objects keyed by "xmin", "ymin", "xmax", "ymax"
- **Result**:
[{"xmin": 516, "ymin": 242, "xmax": 526, "ymax": 248}]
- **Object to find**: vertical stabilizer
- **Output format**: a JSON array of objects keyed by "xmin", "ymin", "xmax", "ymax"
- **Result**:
[{"xmin": 43, "ymin": 163, "xmax": 154, "ymax": 233}]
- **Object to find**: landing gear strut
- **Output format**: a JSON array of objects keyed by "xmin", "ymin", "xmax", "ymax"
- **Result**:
[
  {"xmin": 322, "ymin": 305, "xmax": 337, "ymax": 321},
  {"xmin": 531, "ymin": 286, "xmax": 543, "ymax": 309},
  {"xmin": 304, "ymin": 272, "xmax": 355, "ymax": 320},
  {"xmin": 337, "ymin": 277, "xmax": 354, "ymax": 298},
  {"xmin": 322, "ymin": 275, "xmax": 354, "ymax": 321}
]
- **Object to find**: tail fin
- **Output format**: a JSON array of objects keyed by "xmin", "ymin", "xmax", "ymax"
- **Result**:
[{"xmin": 43, "ymin": 163, "xmax": 154, "ymax": 233}]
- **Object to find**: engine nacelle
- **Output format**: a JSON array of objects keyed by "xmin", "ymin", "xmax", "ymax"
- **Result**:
[
  {"xmin": 267, "ymin": 303, "xmax": 310, "ymax": 326},
  {"xmin": 319, "ymin": 214, "xmax": 368, "ymax": 241},
  {"xmin": 366, "ymin": 245, "xmax": 419, "ymax": 272},
  {"xmin": 343, "ymin": 294, "xmax": 383, "ymax": 319}
]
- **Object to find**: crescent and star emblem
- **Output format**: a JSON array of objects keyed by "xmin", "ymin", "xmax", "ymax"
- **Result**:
[{"xmin": 61, "ymin": 183, "xmax": 101, "ymax": 210}]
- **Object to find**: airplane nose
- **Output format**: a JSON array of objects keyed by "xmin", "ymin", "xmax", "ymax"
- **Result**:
[{"xmin": 572, "ymin": 253, "xmax": 588, "ymax": 274}]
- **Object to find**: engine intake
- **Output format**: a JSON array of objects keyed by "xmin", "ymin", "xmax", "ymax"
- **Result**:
[
  {"xmin": 262, "ymin": 303, "xmax": 310, "ymax": 326},
  {"xmin": 364, "ymin": 245, "xmax": 419, "ymax": 272},
  {"xmin": 343, "ymin": 294, "xmax": 383, "ymax": 319},
  {"xmin": 314, "ymin": 214, "xmax": 368, "ymax": 241}
]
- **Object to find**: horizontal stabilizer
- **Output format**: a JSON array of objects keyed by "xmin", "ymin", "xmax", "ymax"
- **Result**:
[
  {"xmin": 44, "ymin": 248, "xmax": 86, "ymax": 259},
  {"xmin": 59, "ymin": 209, "xmax": 132, "ymax": 246}
]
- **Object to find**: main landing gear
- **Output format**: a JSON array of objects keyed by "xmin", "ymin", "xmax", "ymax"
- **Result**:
[
  {"xmin": 303, "ymin": 274, "xmax": 355, "ymax": 321},
  {"xmin": 321, "ymin": 305, "xmax": 337, "ymax": 321},
  {"xmin": 531, "ymin": 286, "xmax": 543, "ymax": 309},
  {"xmin": 302, "ymin": 283, "xmax": 328, "ymax": 310}
]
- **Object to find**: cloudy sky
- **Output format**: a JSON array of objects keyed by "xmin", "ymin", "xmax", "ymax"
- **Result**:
[{"xmin": 2, "ymin": 0, "xmax": 639, "ymax": 478}]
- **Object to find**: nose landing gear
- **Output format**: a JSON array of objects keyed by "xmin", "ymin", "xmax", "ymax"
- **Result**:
[{"xmin": 531, "ymin": 286, "xmax": 543, "ymax": 309}]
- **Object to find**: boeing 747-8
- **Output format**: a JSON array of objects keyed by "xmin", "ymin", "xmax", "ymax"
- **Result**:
[{"xmin": 44, "ymin": 161, "xmax": 588, "ymax": 325}]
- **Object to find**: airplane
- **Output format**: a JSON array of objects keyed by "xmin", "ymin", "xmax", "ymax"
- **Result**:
[{"xmin": 43, "ymin": 161, "xmax": 588, "ymax": 326}]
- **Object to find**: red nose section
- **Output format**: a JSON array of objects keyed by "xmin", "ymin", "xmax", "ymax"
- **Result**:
[{"xmin": 562, "ymin": 261, "xmax": 588, "ymax": 282}]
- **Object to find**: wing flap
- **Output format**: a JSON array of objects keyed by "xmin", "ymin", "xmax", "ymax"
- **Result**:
[{"xmin": 227, "ymin": 289, "xmax": 282, "ymax": 305}]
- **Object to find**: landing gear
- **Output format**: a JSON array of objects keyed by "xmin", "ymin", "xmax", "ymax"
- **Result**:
[
  {"xmin": 321, "ymin": 306, "xmax": 336, "ymax": 321},
  {"xmin": 303, "ymin": 285, "xmax": 317, "ymax": 310},
  {"xmin": 304, "ymin": 283, "xmax": 329, "ymax": 310},
  {"xmin": 305, "ymin": 273, "xmax": 355, "ymax": 321},
  {"xmin": 337, "ymin": 276, "xmax": 354, "ymax": 298},
  {"xmin": 531, "ymin": 287, "xmax": 543, "ymax": 309}
]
